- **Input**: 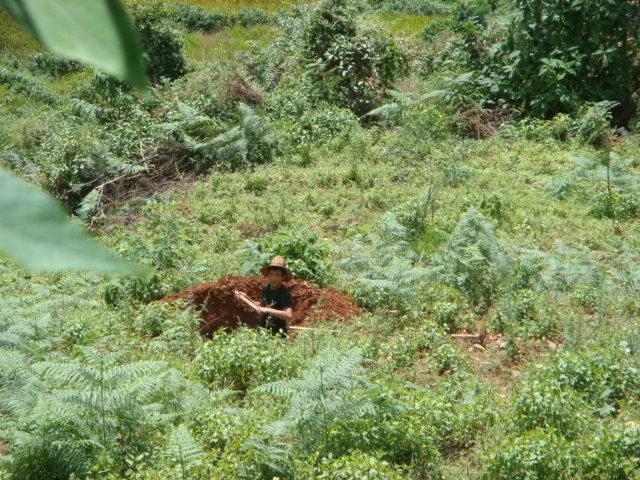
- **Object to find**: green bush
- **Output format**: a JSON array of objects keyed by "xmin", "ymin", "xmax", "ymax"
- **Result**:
[
  {"xmin": 194, "ymin": 327, "xmax": 301, "ymax": 391},
  {"xmin": 235, "ymin": 8, "xmax": 271, "ymax": 27},
  {"xmin": 490, "ymin": 290, "xmax": 558, "ymax": 339},
  {"xmin": 549, "ymin": 153, "xmax": 640, "ymax": 221},
  {"xmin": 130, "ymin": 1, "xmax": 187, "ymax": 82},
  {"xmin": 483, "ymin": 424, "xmax": 640, "ymax": 480},
  {"xmin": 511, "ymin": 380, "xmax": 587, "ymax": 438},
  {"xmin": 169, "ymin": 3, "xmax": 230, "ymax": 32},
  {"xmin": 317, "ymin": 30, "xmax": 407, "ymax": 115},
  {"xmin": 33, "ymin": 123, "xmax": 110, "ymax": 208},
  {"xmin": 306, "ymin": 451, "xmax": 408, "ymax": 479},
  {"xmin": 0, "ymin": 65, "xmax": 59, "ymax": 104},
  {"xmin": 481, "ymin": 429, "xmax": 576, "ymax": 480},
  {"xmin": 581, "ymin": 424, "xmax": 640, "ymax": 479},
  {"xmin": 303, "ymin": 0, "xmax": 407, "ymax": 115},
  {"xmin": 483, "ymin": 0, "xmax": 640, "ymax": 119},
  {"xmin": 27, "ymin": 52, "xmax": 82, "ymax": 77},
  {"xmin": 371, "ymin": 0, "xmax": 455, "ymax": 15},
  {"xmin": 337, "ymin": 213, "xmax": 428, "ymax": 311},
  {"xmin": 237, "ymin": 229, "xmax": 333, "ymax": 286},
  {"xmin": 168, "ymin": 4, "xmax": 271, "ymax": 32},
  {"xmin": 534, "ymin": 348, "xmax": 640, "ymax": 409},
  {"xmin": 287, "ymin": 104, "xmax": 360, "ymax": 145}
]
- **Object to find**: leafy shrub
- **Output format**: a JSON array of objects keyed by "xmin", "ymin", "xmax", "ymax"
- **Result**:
[
  {"xmin": 194, "ymin": 327, "xmax": 300, "ymax": 392},
  {"xmin": 130, "ymin": 1, "xmax": 187, "ymax": 82},
  {"xmin": 382, "ymin": 320, "xmax": 452, "ymax": 370},
  {"xmin": 105, "ymin": 204, "xmax": 194, "ymax": 303},
  {"xmin": 182, "ymin": 103, "xmax": 274, "ymax": 171},
  {"xmin": 483, "ymin": 0, "xmax": 640, "ymax": 119},
  {"xmin": 483, "ymin": 423, "xmax": 640, "ymax": 479},
  {"xmin": 394, "ymin": 186, "xmax": 434, "ymax": 238},
  {"xmin": 254, "ymin": 347, "xmax": 419, "ymax": 466},
  {"xmin": 500, "ymin": 114, "xmax": 577, "ymax": 142},
  {"xmin": 27, "ymin": 52, "xmax": 82, "ymax": 76},
  {"xmin": 235, "ymin": 8, "xmax": 271, "ymax": 27},
  {"xmin": 481, "ymin": 428, "xmax": 576, "ymax": 480},
  {"xmin": 237, "ymin": 229, "xmax": 333, "ymax": 286},
  {"xmin": 0, "ymin": 65, "xmax": 59, "ymax": 104},
  {"xmin": 168, "ymin": 3, "xmax": 271, "ymax": 32},
  {"xmin": 416, "ymin": 379, "xmax": 494, "ymax": 454},
  {"xmin": 332, "ymin": 408, "xmax": 444, "ymax": 475},
  {"xmin": 533, "ymin": 348, "xmax": 639, "ymax": 409},
  {"xmin": 581, "ymin": 424, "xmax": 640, "ymax": 480},
  {"xmin": 130, "ymin": 302, "xmax": 201, "ymax": 357},
  {"xmin": 549, "ymin": 154, "xmax": 640, "ymax": 221},
  {"xmin": 317, "ymin": 30, "xmax": 407, "ymax": 115},
  {"xmin": 371, "ymin": 0, "xmax": 455, "ymax": 15},
  {"xmin": 306, "ymin": 451, "xmax": 407, "ymax": 479},
  {"xmin": 169, "ymin": 3, "xmax": 230, "ymax": 32},
  {"xmin": 511, "ymin": 380, "xmax": 587, "ymax": 438},
  {"xmin": 1, "ymin": 350, "xmax": 188, "ymax": 479},
  {"xmin": 490, "ymin": 290, "xmax": 558, "ymax": 339},
  {"xmin": 302, "ymin": 0, "xmax": 407, "ymax": 115},
  {"xmin": 287, "ymin": 104, "xmax": 360, "ymax": 145},
  {"xmin": 32, "ymin": 123, "xmax": 110, "ymax": 207}
]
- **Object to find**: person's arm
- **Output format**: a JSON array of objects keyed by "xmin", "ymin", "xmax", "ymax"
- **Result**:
[
  {"xmin": 260, "ymin": 306, "xmax": 293, "ymax": 322},
  {"xmin": 234, "ymin": 290, "xmax": 261, "ymax": 309}
]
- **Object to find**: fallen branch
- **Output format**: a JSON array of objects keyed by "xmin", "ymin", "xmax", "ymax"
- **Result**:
[{"xmin": 451, "ymin": 322, "xmax": 487, "ymax": 346}]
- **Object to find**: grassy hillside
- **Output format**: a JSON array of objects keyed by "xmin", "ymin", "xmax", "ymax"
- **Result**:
[{"xmin": 0, "ymin": 0, "xmax": 639, "ymax": 479}]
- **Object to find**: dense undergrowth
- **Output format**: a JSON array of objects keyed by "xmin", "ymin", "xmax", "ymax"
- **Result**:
[{"xmin": 1, "ymin": 0, "xmax": 640, "ymax": 478}]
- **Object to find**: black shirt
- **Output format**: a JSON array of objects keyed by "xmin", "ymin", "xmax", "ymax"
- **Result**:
[{"xmin": 261, "ymin": 283, "xmax": 293, "ymax": 311}]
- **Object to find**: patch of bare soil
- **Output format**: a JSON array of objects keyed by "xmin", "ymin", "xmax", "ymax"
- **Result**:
[{"xmin": 161, "ymin": 275, "xmax": 360, "ymax": 337}]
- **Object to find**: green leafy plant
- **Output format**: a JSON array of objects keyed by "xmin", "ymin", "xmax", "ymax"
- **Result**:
[
  {"xmin": 169, "ymin": 3, "xmax": 231, "ymax": 32},
  {"xmin": 305, "ymin": 451, "xmax": 407, "ymax": 479},
  {"xmin": 164, "ymin": 424, "xmax": 204, "ymax": 480},
  {"xmin": 27, "ymin": 51, "xmax": 82, "ymax": 77},
  {"xmin": 482, "ymin": 0, "xmax": 640, "ymax": 119},
  {"xmin": 1, "ymin": 0, "xmax": 147, "ymax": 91},
  {"xmin": 302, "ymin": 0, "xmax": 407, "ymax": 115},
  {"xmin": 194, "ymin": 327, "xmax": 301, "ymax": 392},
  {"xmin": 237, "ymin": 228, "xmax": 333, "ymax": 286},
  {"xmin": 0, "ymin": 349, "xmax": 185, "ymax": 478},
  {"xmin": 129, "ymin": 0, "xmax": 187, "ymax": 82}
]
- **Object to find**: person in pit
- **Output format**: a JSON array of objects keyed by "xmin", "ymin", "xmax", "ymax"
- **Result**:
[{"xmin": 234, "ymin": 256, "xmax": 293, "ymax": 337}]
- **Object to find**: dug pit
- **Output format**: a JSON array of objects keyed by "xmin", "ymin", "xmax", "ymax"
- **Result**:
[{"xmin": 161, "ymin": 275, "xmax": 360, "ymax": 336}]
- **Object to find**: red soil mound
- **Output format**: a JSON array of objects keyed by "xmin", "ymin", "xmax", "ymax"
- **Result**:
[{"xmin": 161, "ymin": 275, "xmax": 360, "ymax": 336}]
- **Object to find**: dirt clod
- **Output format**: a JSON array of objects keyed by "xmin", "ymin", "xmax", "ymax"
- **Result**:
[{"xmin": 161, "ymin": 275, "xmax": 360, "ymax": 336}]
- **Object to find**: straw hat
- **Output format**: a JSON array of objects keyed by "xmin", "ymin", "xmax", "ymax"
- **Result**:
[{"xmin": 260, "ymin": 255, "xmax": 292, "ymax": 281}]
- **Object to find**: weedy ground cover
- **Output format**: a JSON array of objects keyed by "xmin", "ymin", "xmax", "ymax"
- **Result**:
[{"xmin": 1, "ymin": 0, "xmax": 640, "ymax": 478}]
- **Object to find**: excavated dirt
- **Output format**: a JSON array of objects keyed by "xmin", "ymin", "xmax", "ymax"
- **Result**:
[{"xmin": 161, "ymin": 275, "xmax": 360, "ymax": 336}]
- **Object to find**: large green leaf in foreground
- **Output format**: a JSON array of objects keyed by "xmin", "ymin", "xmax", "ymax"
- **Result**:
[
  {"xmin": 0, "ymin": 0, "xmax": 148, "ymax": 91},
  {"xmin": 0, "ymin": 169, "xmax": 142, "ymax": 275}
]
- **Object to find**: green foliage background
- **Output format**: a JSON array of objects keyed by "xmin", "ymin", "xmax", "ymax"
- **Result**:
[{"xmin": 1, "ymin": 0, "xmax": 640, "ymax": 478}]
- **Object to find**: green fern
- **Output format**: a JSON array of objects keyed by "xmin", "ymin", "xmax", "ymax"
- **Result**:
[
  {"xmin": 254, "ymin": 347, "xmax": 374, "ymax": 454},
  {"xmin": 429, "ymin": 208, "xmax": 504, "ymax": 308},
  {"xmin": 165, "ymin": 424, "xmax": 203, "ymax": 480},
  {"xmin": 337, "ymin": 213, "xmax": 427, "ymax": 311},
  {"xmin": 169, "ymin": 102, "xmax": 273, "ymax": 171}
]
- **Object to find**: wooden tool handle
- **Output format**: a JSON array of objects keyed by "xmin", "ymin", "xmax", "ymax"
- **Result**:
[{"xmin": 235, "ymin": 292, "xmax": 261, "ymax": 312}]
